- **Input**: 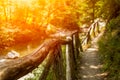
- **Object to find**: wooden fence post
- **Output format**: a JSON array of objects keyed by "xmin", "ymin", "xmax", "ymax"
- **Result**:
[
  {"xmin": 73, "ymin": 32, "xmax": 83, "ymax": 53},
  {"xmin": 87, "ymin": 31, "xmax": 91, "ymax": 44},
  {"xmin": 92, "ymin": 23, "xmax": 96, "ymax": 38},
  {"xmin": 52, "ymin": 45, "xmax": 65, "ymax": 80},
  {"xmin": 66, "ymin": 36, "xmax": 76, "ymax": 80},
  {"xmin": 39, "ymin": 50, "xmax": 55, "ymax": 80},
  {"xmin": 95, "ymin": 22, "xmax": 100, "ymax": 35}
]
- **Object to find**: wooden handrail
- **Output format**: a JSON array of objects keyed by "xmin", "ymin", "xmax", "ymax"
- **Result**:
[
  {"xmin": 38, "ymin": 32, "xmax": 83, "ymax": 80},
  {"xmin": 0, "ymin": 30, "xmax": 80, "ymax": 80},
  {"xmin": 82, "ymin": 21, "xmax": 101, "ymax": 46},
  {"xmin": 0, "ymin": 39, "xmax": 60, "ymax": 80}
]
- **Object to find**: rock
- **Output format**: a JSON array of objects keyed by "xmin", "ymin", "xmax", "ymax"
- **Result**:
[{"xmin": 7, "ymin": 50, "xmax": 20, "ymax": 59}]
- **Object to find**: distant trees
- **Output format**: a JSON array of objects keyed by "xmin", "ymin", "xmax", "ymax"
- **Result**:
[
  {"xmin": 0, "ymin": 0, "xmax": 46, "ymax": 54},
  {"xmin": 0, "ymin": 0, "xmax": 82, "ymax": 54}
]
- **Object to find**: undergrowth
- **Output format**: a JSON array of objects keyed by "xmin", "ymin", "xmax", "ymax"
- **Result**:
[{"xmin": 98, "ymin": 16, "xmax": 120, "ymax": 80}]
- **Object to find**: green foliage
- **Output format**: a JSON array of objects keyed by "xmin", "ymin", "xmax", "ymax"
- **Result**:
[
  {"xmin": 99, "ymin": 0, "xmax": 120, "ymax": 20},
  {"xmin": 107, "ymin": 16, "xmax": 120, "ymax": 32},
  {"xmin": 24, "ymin": 60, "xmax": 46, "ymax": 80},
  {"xmin": 98, "ymin": 15, "xmax": 120, "ymax": 79},
  {"xmin": 98, "ymin": 0, "xmax": 120, "ymax": 78}
]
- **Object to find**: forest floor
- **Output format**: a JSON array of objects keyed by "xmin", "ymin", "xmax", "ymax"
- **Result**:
[{"xmin": 77, "ymin": 33, "xmax": 108, "ymax": 80}]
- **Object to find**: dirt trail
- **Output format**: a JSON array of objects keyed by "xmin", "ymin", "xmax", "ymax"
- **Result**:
[
  {"xmin": 77, "ymin": 33, "xmax": 107, "ymax": 80},
  {"xmin": 77, "ymin": 47, "xmax": 107, "ymax": 80}
]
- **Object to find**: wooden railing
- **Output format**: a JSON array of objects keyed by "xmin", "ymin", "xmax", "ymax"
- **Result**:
[
  {"xmin": 82, "ymin": 20, "xmax": 101, "ymax": 48},
  {"xmin": 38, "ymin": 32, "xmax": 83, "ymax": 80},
  {"xmin": 0, "ymin": 30, "xmax": 83, "ymax": 80},
  {"xmin": 36, "ymin": 20, "xmax": 104, "ymax": 80},
  {"xmin": 38, "ymin": 21, "xmax": 103, "ymax": 80},
  {"xmin": 0, "ymin": 20, "xmax": 104, "ymax": 80}
]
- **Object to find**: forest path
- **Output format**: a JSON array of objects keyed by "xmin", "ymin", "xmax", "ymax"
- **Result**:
[{"xmin": 77, "ymin": 33, "xmax": 107, "ymax": 80}]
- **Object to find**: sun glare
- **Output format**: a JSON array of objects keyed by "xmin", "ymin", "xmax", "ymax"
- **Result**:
[
  {"xmin": 13, "ymin": 0, "xmax": 34, "ymax": 3},
  {"xmin": 10, "ymin": 0, "xmax": 36, "ymax": 6}
]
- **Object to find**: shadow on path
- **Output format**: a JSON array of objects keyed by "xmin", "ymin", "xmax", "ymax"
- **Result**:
[{"xmin": 77, "ymin": 47, "xmax": 107, "ymax": 80}]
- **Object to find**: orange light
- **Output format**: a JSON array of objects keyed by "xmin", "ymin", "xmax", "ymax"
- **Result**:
[
  {"xmin": 46, "ymin": 24, "xmax": 56, "ymax": 33},
  {"xmin": 11, "ymin": 0, "xmax": 35, "ymax": 4},
  {"xmin": 8, "ymin": 0, "xmax": 37, "ymax": 8},
  {"xmin": 47, "ymin": 24, "xmax": 52, "ymax": 31}
]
